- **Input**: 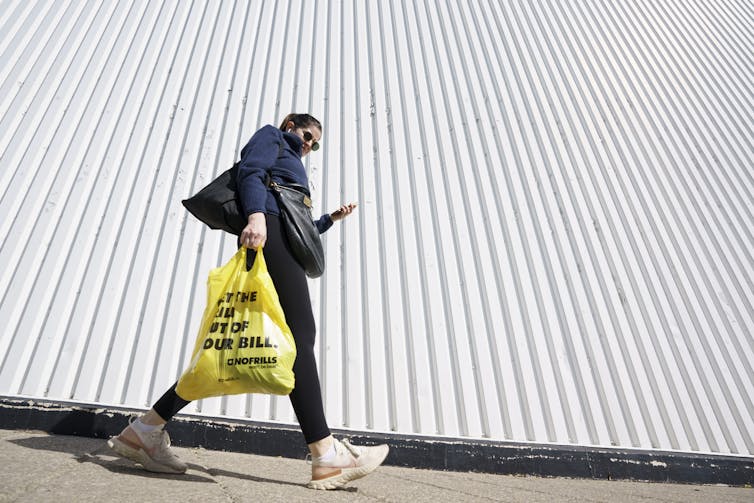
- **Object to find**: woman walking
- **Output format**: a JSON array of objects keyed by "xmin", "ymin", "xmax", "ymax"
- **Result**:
[{"xmin": 108, "ymin": 113, "xmax": 388, "ymax": 490}]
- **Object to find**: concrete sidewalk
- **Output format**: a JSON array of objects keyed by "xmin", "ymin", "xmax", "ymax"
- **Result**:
[{"xmin": 1, "ymin": 429, "xmax": 750, "ymax": 503}]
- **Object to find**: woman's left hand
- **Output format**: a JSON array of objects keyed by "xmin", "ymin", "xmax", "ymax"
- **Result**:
[{"xmin": 331, "ymin": 202, "xmax": 357, "ymax": 222}]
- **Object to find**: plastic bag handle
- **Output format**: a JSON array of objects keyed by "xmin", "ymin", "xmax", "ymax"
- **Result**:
[{"xmin": 242, "ymin": 245, "xmax": 265, "ymax": 272}]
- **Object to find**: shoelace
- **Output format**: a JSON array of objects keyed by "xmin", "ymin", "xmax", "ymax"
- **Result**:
[
  {"xmin": 340, "ymin": 438, "xmax": 361, "ymax": 458},
  {"xmin": 305, "ymin": 438, "xmax": 361, "ymax": 465},
  {"xmin": 152, "ymin": 432, "xmax": 182, "ymax": 461}
]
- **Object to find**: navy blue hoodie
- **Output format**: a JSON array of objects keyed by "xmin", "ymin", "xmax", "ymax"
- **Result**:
[{"xmin": 236, "ymin": 125, "xmax": 332, "ymax": 233}]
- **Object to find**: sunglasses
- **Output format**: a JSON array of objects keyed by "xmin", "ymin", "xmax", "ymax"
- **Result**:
[{"xmin": 302, "ymin": 130, "xmax": 320, "ymax": 151}]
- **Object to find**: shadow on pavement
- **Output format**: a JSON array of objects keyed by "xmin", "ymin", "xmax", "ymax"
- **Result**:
[{"xmin": 8, "ymin": 434, "xmax": 324, "ymax": 490}]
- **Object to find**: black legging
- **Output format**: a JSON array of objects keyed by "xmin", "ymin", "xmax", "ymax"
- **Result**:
[{"xmin": 153, "ymin": 214, "xmax": 330, "ymax": 444}]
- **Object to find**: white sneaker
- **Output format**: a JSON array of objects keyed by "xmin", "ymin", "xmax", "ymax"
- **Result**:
[
  {"xmin": 307, "ymin": 438, "xmax": 389, "ymax": 490},
  {"xmin": 107, "ymin": 418, "xmax": 188, "ymax": 474}
]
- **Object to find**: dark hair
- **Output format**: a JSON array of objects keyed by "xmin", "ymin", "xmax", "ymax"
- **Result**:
[{"xmin": 279, "ymin": 113, "xmax": 322, "ymax": 132}]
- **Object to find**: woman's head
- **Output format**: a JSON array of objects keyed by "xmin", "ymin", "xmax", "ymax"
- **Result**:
[{"xmin": 279, "ymin": 113, "xmax": 322, "ymax": 156}]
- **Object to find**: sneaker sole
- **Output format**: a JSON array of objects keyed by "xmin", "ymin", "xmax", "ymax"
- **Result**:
[
  {"xmin": 307, "ymin": 445, "xmax": 389, "ymax": 490},
  {"xmin": 107, "ymin": 437, "xmax": 186, "ymax": 474}
]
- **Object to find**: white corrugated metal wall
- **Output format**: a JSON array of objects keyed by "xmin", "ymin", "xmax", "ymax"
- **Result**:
[{"xmin": 0, "ymin": 0, "xmax": 752, "ymax": 457}]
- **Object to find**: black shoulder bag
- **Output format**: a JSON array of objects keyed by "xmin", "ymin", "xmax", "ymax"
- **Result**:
[
  {"xmin": 182, "ymin": 142, "xmax": 284, "ymax": 235},
  {"xmin": 266, "ymin": 176, "xmax": 325, "ymax": 278},
  {"xmin": 181, "ymin": 162, "xmax": 245, "ymax": 235},
  {"xmin": 181, "ymin": 150, "xmax": 325, "ymax": 278}
]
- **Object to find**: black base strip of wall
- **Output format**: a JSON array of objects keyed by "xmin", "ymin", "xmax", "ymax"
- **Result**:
[{"xmin": 1, "ymin": 397, "xmax": 752, "ymax": 486}]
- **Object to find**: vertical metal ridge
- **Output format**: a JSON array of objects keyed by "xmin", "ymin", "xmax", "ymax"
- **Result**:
[
  {"xmin": 444, "ymin": 0, "xmax": 521, "ymax": 440},
  {"xmin": 146, "ymin": 0, "xmax": 239, "ymax": 410},
  {"xmin": 0, "ymin": 0, "xmax": 89, "ymax": 249},
  {"xmin": 472, "ymin": 0, "xmax": 597, "ymax": 442},
  {"xmin": 0, "ymin": 0, "xmax": 35, "ymax": 61},
  {"xmin": 529, "ymin": 2, "xmax": 671, "ymax": 448},
  {"xmin": 681, "ymin": 0, "xmax": 754, "ymax": 117},
  {"xmin": 603, "ymin": 1, "xmax": 754, "ymax": 452},
  {"xmin": 45, "ymin": 0, "xmax": 189, "ymax": 403},
  {"xmin": 362, "ymin": 0, "xmax": 388, "ymax": 432},
  {"xmin": 0, "ymin": 0, "xmax": 57, "ymax": 123},
  {"xmin": 382, "ymin": 2, "xmax": 440, "ymax": 434},
  {"xmin": 0, "ymin": 0, "xmax": 61, "ymax": 155},
  {"xmin": 367, "ymin": 3, "xmax": 414, "ymax": 432},
  {"xmin": 652, "ymin": 1, "xmax": 754, "ymax": 235},
  {"xmin": 0, "ymin": 0, "xmax": 112, "ymax": 389},
  {"xmin": 696, "ymin": 0, "xmax": 754, "ymax": 81},
  {"xmin": 222, "ymin": 0, "xmax": 271, "ymax": 419},
  {"xmin": 437, "ymin": 0, "xmax": 497, "ymax": 436},
  {"xmin": 412, "ymin": 2, "xmax": 476, "ymax": 435},
  {"xmin": 387, "ymin": 0, "xmax": 433, "ymax": 435},
  {"xmin": 492, "ymin": 0, "xmax": 622, "ymax": 445},
  {"xmin": 476, "ymin": 0, "xmax": 541, "ymax": 443},
  {"xmin": 79, "ymin": 0, "xmax": 199, "ymax": 403},
  {"xmin": 349, "ymin": 0, "xmax": 375, "ymax": 430},
  {"xmin": 112, "ymin": 0, "xmax": 218, "ymax": 405},
  {"xmin": 544, "ymin": 0, "xmax": 701, "ymax": 450},
  {"xmin": 266, "ymin": 0, "xmax": 298, "ymax": 422},
  {"xmin": 150, "ymin": 0, "xmax": 204, "ymax": 403},
  {"xmin": 577, "ymin": 0, "xmax": 741, "ymax": 452},
  {"xmin": 339, "ymin": 0, "xmax": 349, "ymax": 430},
  {"xmin": 288, "ymin": 0, "xmax": 307, "ymax": 112},
  {"xmin": 171, "ymin": 0, "xmax": 251, "ymax": 410},
  {"xmin": 17, "ymin": 0, "xmax": 157, "ymax": 397},
  {"xmin": 649, "ymin": 0, "xmax": 754, "ymax": 307},
  {"xmin": 412, "ymin": 3, "xmax": 477, "ymax": 435},
  {"xmin": 251, "ymin": 0, "xmax": 281, "ymax": 129},
  {"xmin": 603, "ymin": 0, "xmax": 754, "ymax": 335},
  {"xmin": 272, "ymin": 0, "xmax": 297, "ymax": 121},
  {"xmin": 511, "ymin": 0, "xmax": 648, "ymax": 446},
  {"xmin": 512, "ymin": 0, "xmax": 656, "ymax": 447},
  {"xmin": 242, "ymin": 0, "xmax": 286, "ymax": 419},
  {"xmin": 504, "ymin": 2, "xmax": 575, "ymax": 442},
  {"xmin": 442, "ymin": 0, "xmax": 552, "ymax": 440},
  {"xmin": 230, "ymin": 0, "xmax": 266, "ymax": 164},
  {"xmin": 564, "ymin": 0, "xmax": 716, "ymax": 452},
  {"xmin": 28, "ymin": 0, "xmax": 126, "ymax": 396},
  {"xmin": 108, "ymin": 0, "xmax": 192, "ymax": 403},
  {"xmin": 624, "ymin": 0, "xmax": 750, "ymax": 402},
  {"xmin": 316, "ymin": 0, "xmax": 333, "ymax": 414},
  {"xmin": 643, "ymin": 0, "xmax": 754, "ymax": 229},
  {"xmin": 305, "ymin": 0, "xmax": 320, "ymax": 127}
]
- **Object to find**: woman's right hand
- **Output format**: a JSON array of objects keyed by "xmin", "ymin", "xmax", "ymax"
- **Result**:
[{"xmin": 241, "ymin": 212, "xmax": 267, "ymax": 249}]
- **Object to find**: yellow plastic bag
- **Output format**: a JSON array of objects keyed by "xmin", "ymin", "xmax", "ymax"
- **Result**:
[{"xmin": 176, "ymin": 247, "xmax": 296, "ymax": 400}]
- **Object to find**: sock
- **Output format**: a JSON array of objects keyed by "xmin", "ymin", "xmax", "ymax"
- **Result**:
[
  {"xmin": 131, "ymin": 418, "xmax": 163, "ymax": 434},
  {"xmin": 317, "ymin": 440, "xmax": 337, "ymax": 462}
]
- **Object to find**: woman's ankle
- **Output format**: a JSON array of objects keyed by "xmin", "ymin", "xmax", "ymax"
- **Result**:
[
  {"xmin": 308, "ymin": 435, "xmax": 334, "ymax": 459},
  {"xmin": 140, "ymin": 409, "xmax": 168, "ymax": 427}
]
